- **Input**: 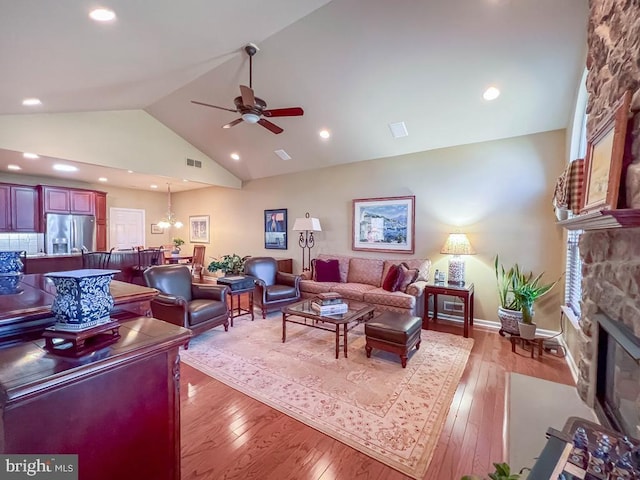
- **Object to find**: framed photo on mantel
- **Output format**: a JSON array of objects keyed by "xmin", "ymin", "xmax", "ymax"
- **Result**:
[{"xmin": 581, "ymin": 91, "xmax": 631, "ymax": 214}]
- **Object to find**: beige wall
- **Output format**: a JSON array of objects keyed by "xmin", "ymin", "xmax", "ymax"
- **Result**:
[
  {"xmin": 1, "ymin": 129, "xmax": 566, "ymax": 329},
  {"xmin": 172, "ymin": 129, "xmax": 567, "ymax": 330}
]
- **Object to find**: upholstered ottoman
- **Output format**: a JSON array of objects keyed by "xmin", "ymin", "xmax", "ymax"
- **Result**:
[{"xmin": 365, "ymin": 312, "xmax": 422, "ymax": 368}]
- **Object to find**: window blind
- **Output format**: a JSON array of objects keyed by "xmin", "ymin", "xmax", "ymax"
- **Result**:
[{"xmin": 565, "ymin": 229, "xmax": 582, "ymax": 317}]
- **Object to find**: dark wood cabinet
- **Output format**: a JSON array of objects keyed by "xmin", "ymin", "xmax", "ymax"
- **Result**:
[
  {"xmin": 0, "ymin": 183, "xmax": 39, "ymax": 232},
  {"xmin": 41, "ymin": 186, "xmax": 95, "ymax": 215},
  {"xmin": 0, "ymin": 316, "xmax": 191, "ymax": 480},
  {"xmin": 275, "ymin": 257, "xmax": 293, "ymax": 273},
  {"xmin": 70, "ymin": 189, "xmax": 95, "ymax": 214},
  {"xmin": 95, "ymin": 191, "xmax": 107, "ymax": 250}
]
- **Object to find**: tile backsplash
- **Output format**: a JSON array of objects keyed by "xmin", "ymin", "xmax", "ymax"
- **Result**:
[{"xmin": 0, "ymin": 233, "xmax": 44, "ymax": 254}]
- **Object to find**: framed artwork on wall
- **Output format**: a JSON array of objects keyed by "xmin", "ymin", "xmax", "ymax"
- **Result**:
[
  {"xmin": 264, "ymin": 209, "xmax": 287, "ymax": 250},
  {"xmin": 189, "ymin": 215, "xmax": 210, "ymax": 243},
  {"xmin": 582, "ymin": 91, "xmax": 631, "ymax": 213},
  {"xmin": 150, "ymin": 224, "xmax": 163, "ymax": 234},
  {"xmin": 352, "ymin": 196, "xmax": 415, "ymax": 253}
]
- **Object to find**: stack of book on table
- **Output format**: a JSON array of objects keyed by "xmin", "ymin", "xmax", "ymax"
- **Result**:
[{"xmin": 311, "ymin": 292, "xmax": 348, "ymax": 315}]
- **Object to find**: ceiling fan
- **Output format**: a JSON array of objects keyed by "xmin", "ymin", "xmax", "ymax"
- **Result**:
[{"xmin": 191, "ymin": 43, "xmax": 304, "ymax": 134}]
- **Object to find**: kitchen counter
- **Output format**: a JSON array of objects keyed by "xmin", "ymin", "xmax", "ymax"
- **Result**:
[{"xmin": 24, "ymin": 253, "xmax": 82, "ymax": 274}]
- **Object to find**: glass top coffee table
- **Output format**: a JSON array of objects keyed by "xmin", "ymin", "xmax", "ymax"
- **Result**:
[{"xmin": 281, "ymin": 298, "xmax": 375, "ymax": 359}]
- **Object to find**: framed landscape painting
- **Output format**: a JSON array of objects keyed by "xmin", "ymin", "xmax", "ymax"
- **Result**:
[
  {"xmin": 352, "ymin": 196, "xmax": 415, "ymax": 253},
  {"xmin": 264, "ymin": 209, "xmax": 287, "ymax": 250},
  {"xmin": 189, "ymin": 215, "xmax": 210, "ymax": 243}
]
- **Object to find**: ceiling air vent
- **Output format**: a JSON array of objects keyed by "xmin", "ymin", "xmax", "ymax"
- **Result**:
[
  {"xmin": 274, "ymin": 149, "xmax": 291, "ymax": 161},
  {"xmin": 388, "ymin": 121, "xmax": 409, "ymax": 138},
  {"xmin": 186, "ymin": 158, "xmax": 202, "ymax": 168}
]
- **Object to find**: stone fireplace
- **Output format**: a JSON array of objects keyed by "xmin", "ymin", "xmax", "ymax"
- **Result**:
[{"xmin": 573, "ymin": 0, "xmax": 640, "ymax": 436}]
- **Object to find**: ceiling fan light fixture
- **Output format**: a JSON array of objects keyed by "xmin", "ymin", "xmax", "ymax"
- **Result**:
[{"xmin": 242, "ymin": 113, "xmax": 260, "ymax": 124}]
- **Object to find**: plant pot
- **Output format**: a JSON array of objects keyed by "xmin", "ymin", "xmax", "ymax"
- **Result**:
[
  {"xmin": 518, "ymin": 321, "xmax": 537, "ymax": 340},
  {"xmin": 497, "ymin": 307, "xmax": 522, "ymax": 336}
]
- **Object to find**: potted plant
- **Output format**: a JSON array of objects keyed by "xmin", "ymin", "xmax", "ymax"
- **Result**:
[
  {"xmin": 172, "ymin": 238, "xmax": 185, "ymax": 254},
  {"xmin": 494, "ymin": 255, "xmax": 559, "ymax": 339},
  {"xmin": 207, "ymin": 254, "xmax": 249, "ymax": 275},
  {"xmin": 461, "ymin": 462, "xmax": 520, "ymax": 480}
]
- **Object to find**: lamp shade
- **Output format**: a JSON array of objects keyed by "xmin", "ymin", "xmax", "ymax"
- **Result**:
[
  {"xmin": 440, "ymin": 233, "xmax": 475, "ymax": 255},
  {"xmin": 292, "ymin": 217, "xmax": 322, "ymax": 232}
]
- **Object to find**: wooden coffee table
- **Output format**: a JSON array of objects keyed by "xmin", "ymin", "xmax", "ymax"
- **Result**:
[{"xmin": 281, "ymin": 298, "xmax": 375, "ymax": 359}]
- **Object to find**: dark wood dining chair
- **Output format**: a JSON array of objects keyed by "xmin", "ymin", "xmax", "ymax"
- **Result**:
[
  {"xmin": 130, "ymin": 247, "xmax": 163, "ymax": 284},
  {"xmin": 82, "ymin": 249, "xmax": 114, "ymax": 269},
  {"xmin": 190, "ymin": 245, "xmax": 206, "ymax": 282}
]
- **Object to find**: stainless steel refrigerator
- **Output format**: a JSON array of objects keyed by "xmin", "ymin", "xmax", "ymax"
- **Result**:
[{"xmin": 45, "ymin": 214, "xmax": 96, "ymax": 254}]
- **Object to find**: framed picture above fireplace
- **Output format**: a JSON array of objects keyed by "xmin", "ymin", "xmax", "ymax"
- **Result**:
[{"xmin": 581, "ymin": 91, "xmax": 631, "ymax": 214}]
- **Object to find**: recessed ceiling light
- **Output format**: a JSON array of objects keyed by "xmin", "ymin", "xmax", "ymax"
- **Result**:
[
  {"xmin": 183, "ymin": 179, "xmax": 189, "ymax": 182},
  {"xmin": 150, "ymin": 184, "xmax": 158, "ymax": 189},
  {"xmin": 388, "ymin": 121, "xmax": 409, "ymax": 138},
  {"xmin": 7, "ymin": 164, "xmax": 21, "ymax": 171},
  {"xmin": 127, "ymin": 170, "xmax": 133, "ymax": 173},
  {"xmin": 230, "ymin": 153, "xmax": 240, "ymax": 161},
  {"xmin": 22, "ymin": 98, "xmax": 42, "ymax": 106},
  {"xmin": 53, "ymin": 164, "xmax": 78, "ymax": 172},
  {"xmin": 98, "ymin": 177, "xmax": 108, "ymax": 182},
  {"xmin": 483, "ymin": 86, "xmax": 501, "ymax": 101},
  {"xmin": 89, "ymin": 8, "xmax": 116, "ymax": 22},
  {"xmin": 319, "ymin": 129, "xmax": 331, "ymax": 139},
  {"xmin": 23, "ymin": 152, "xmax": 39, "ymax": 159}
]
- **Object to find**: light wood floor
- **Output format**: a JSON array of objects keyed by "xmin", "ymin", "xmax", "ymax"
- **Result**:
[{"xmin": 180, "ymin": 317, "xmax": 574, "ymax": 480}]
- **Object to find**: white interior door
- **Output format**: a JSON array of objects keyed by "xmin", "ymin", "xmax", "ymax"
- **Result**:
[{"xmin": 109, "ymin": 208, "xmax": 145, "ymax": 250}]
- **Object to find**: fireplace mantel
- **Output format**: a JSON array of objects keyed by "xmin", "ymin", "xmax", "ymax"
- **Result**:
[{"xmin": 557, "ymin": 209, "xmax": 640, "ymax": 230}]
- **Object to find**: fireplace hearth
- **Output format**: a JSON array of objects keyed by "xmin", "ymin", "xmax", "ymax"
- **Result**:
[{"xmin": 595, "ymin": 313, "xmax": 640, "ymax": 440}]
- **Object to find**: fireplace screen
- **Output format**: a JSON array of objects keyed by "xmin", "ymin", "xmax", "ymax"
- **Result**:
[{"xmin": 597, "ymin": 314, "xmax": 640, "ymax": 439}]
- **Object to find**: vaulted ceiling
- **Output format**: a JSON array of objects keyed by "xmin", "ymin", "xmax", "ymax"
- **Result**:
[{"xmin": 0, "ymin": 0, "xmax": 588, "ymax": 190}]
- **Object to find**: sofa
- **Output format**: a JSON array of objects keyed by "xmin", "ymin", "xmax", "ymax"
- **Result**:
[{"xmin": 299, "ymin": 254, "xmax": 430, "ymax": 317}]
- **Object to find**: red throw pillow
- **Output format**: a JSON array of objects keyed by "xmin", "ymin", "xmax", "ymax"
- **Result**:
[
  {"xmin": 315, "ymin": 259, "xmax": 341, "ymax": 282},
  {"xmin": 393, "ymin": 262, "xmax": 419, "ymax": 292},
  {"xmin": 382, "ymin": 264, "xmax": 400, "ymax": 291}
]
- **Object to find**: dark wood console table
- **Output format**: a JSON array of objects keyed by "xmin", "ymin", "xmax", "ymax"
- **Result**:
[
  {"xmin": 424, "ymin": 282, "xmax": 475, "ymax": 337},
  {"xmin": 0, "ymin": 317, "xmax": 191, "ymax": 480}
]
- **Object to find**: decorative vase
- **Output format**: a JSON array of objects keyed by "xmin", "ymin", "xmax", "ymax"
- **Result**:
[
  {"xmin": 0, "ymin": 272, "xmax": 23, "ymax": 295},
  {"xmin": 0, "ymin": 250, "xmax": 24, "ymax": 273},
  {"xmin": 45, "ymin": 269, "xmax": 120, "ymax": 331},
  {"xmin": 497, "ymin": 307, "xmax": 522, "ymax": 336},
  {"xmin": 518, "ymin": 321, "xmax": 537, "ymax": 340}
]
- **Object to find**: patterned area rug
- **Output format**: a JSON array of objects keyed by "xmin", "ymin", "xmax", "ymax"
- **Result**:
[{"xmin": 181, "ymin": 314, "xmax": 474, "ymax": 479}]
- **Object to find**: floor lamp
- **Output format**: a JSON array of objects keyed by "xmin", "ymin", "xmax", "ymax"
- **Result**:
[{"xmin": 292, "ymin": 213, "xmax": 322, "ymax": 272}]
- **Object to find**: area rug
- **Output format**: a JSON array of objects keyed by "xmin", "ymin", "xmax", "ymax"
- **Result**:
[{"xmin": 181, "ymin": 315, "xmax": 474, "ymax": 479}]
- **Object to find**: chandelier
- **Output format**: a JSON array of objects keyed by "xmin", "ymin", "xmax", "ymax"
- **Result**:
[{"xmin": 157, "ymin": 183, "xmax": 183, "ymax": 229}]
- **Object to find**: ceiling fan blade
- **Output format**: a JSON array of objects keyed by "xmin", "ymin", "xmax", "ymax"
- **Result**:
[
  {"xmin": 263, "ymin": 107, "xmax": 304, "ymax": 117},
  {"xmin": 240, "ymin": 85, "xmax": 256, "ymax": 107},
  {"xmin": 258, "ymin": 118, "xmax": 283, "ymax": 134},
  {"xmin": 191, "ymin": 100, "xmax": 237, "ymax": 113},
  {"xmin": 222, "ymin": 118, "xmax": 244, "ymax": 129}
]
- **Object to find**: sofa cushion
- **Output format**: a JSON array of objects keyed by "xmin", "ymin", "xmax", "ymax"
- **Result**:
[
  {"xmin": 316, "ymin": 254, "xmax": 351, "ymax": 283},
  {"xmin": 315, "ymin": 259, "xmax": 341, "ymax": 282},
  {"xmin": 381, "ymin": 259, "xmax": 429, "ymax": 283},
  {"xmin": 332, "ymin": 283, "xmax": 377, "ymax": 301},
  {"xmin": 393, "ymin": 263, "xmax": 419, "ymax": 292},
  {"xmin": 299, "ymin": 279, "xmax": 337, "ymax": 295},
  {"xmin": 363, "ymin": 288, "xmax": 417, "ymax": 311},
  {"xmin": 347, "ymin": 258, "xmax": 384, "ymax": 286},
  {"xmin": 382, "ymin": 264, "xmax": 400, "ymax": 291}
]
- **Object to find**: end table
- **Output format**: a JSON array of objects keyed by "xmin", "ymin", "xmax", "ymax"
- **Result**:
[{"xmin": 424, "ymin": 282, "xmax": 474, "ymax": 337}]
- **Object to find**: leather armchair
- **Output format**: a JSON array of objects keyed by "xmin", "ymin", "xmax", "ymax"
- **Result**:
[
  {"xmin": 243, "ymin": 256, "xmax": 301, "ymax": 318},
  {"xmin": 143, "ymin": 265, "xmax": 230, "ymax": 345}
]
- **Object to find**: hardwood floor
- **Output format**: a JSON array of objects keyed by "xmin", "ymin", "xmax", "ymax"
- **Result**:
[{"xmin": 180, "ymin": 318, "xmax": 574, "ymax": 480}]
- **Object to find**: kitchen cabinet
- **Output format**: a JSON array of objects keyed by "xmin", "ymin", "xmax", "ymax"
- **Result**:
[
  {"xmin": 40, "ymin": 186, "xmax": 95, "ymax": 215},
  {"xmin": 95, "ymin": 191, "xmax": 107, "ymax": 250},
  {"xmin": 0, "ymin": 183, "xmax": 39, "ymax": 233}
]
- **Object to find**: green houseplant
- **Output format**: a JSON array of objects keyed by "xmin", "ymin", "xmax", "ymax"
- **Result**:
[
  {"xmin": 494, "ymin": 255, "xmax": 559, "ymax": 338},
  {"xmin": 171, "ymin": 237, "xmax": 185, "ymax": 254},
  {"xmin": 462, "ymin": 462, "xmax": 520, "ymax": 480},
  {"xmin": 207, "ymin": 254, "xmax": 249, "ymax": 275}
]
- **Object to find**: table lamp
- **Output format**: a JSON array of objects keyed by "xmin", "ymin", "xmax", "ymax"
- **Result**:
[{"xmin": 440, "ymin": 233, "xmax": 475, "ymax": 285}]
